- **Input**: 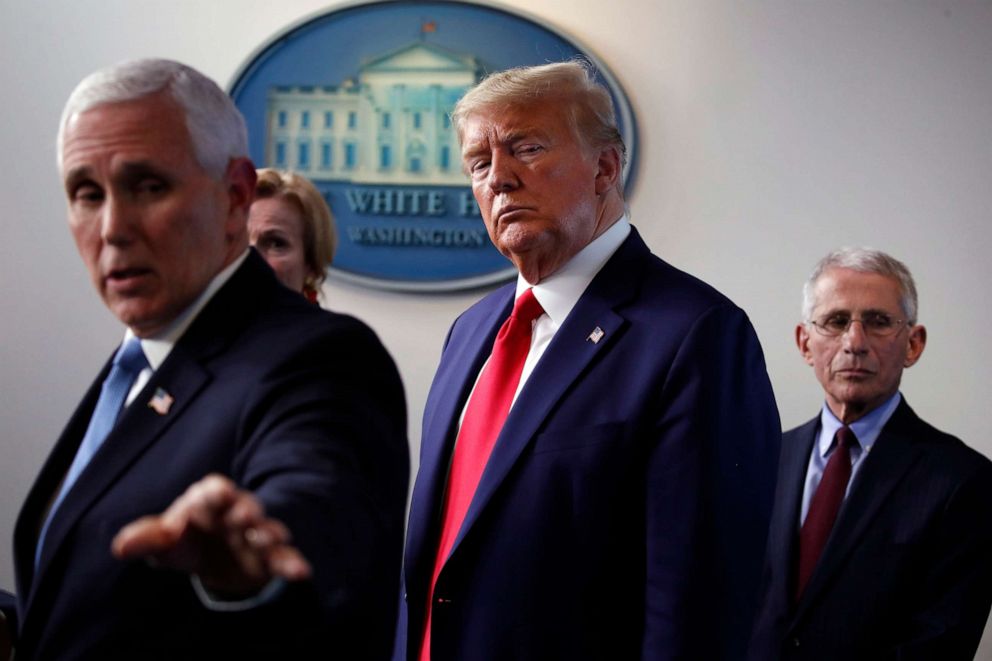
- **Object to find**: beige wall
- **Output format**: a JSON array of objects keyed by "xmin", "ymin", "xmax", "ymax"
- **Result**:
[{"xmin": 2, "ymin": 1, "xmax": 990, "ymax": 656}]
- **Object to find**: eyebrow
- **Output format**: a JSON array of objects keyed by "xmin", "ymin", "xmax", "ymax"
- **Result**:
[
  {"xmin": 462, "ymin": 127, "xmax": 551, "ymax": 159},
  {"xmin": 505, "ymin": 127, "xmax": 552, "ymax": 146},
  {"xmin": 63, "ymin": 165, "xmax": 94, "ymax": 191},
  {"xmin": 65, "ymin": 160, "xmax": 173, "ymax": 189},
  {"xmin": 819, "ymin": 306, "xmax": 897, "ymax": 317},
  {"xmin": 117, "ymin": 161, "xmax": 170, "ymax": 180},
  {"xmin": 461, "ymin": 143, "xmax": 488, "ymax": 160}
]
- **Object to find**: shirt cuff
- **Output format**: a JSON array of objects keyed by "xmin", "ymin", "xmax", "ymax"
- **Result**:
[{"xmin": 191, "ymin": 575, "xmax": 286, "ymax": 612}]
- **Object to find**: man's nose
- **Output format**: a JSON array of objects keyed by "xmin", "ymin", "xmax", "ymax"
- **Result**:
[
  {"xmin": 841, "ymin": 319, "xmax": 870, "ymax": 353},
  {"xmin": 100, "ymin": 195, "xmax": 134, "ymax": 245},
  {"xmin": 487, "ymin": 152, "xmax": 519, "ymax": 192}
]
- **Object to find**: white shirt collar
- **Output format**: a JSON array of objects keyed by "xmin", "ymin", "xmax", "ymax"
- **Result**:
[
  {"xmin": 516, "ymin": 215, "xmax": 631, "ymax": 326},
  {"xmin": 125, "ymin": 249, "xmax": 250, "ymax": 369}
]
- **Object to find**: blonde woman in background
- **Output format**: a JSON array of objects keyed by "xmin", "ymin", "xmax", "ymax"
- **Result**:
[{"xmin": 249, "ymin": 168, "xmax": 337, "ymax": 303}]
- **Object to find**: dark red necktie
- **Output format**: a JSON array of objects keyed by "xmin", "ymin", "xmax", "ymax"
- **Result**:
[
  {"xmin": 795, "ymin": 425, "xmax": 857, "ymax": 601},
  {"xmin": 419, "ymin": 288, "xmax": 544, "ymax": 661}
]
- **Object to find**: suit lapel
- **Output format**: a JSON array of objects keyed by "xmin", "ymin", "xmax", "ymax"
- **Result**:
[
  {"xmin": 404, "ymin": 286, "xmax": 513, "ymax": 587},
  {"xmin": 793, "ymin": 400, "xmax": 924, "ymax": 620},
  {"xmin": 767, "ymin": 419, "xmax": 818, "ymax": 612},
  {"xmin": 444, "ymin": 232, "xmax": 644, "ymax": 563},
  {"xmin": 25, "ymin": 252, "xmax": 272, "ymax": 600},
  {"xmin": 31, "ymin": 353, "xmax": 213, "ymax": 582}
]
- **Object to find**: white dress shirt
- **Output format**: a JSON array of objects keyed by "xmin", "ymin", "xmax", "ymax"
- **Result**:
[
  {"xmin": 124, "ymin": 250, "xmax": 249, "ymax": 405},
  {"xmin": 458, "ymin": 215, "xmax": 631, "ymax": 427}
]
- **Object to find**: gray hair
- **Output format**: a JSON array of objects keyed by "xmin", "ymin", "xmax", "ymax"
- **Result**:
[
  {"xmin": 57, "ymin": 58, "xmax": 247, "ymax": 179},
  {"xmin": 802, "ymin": 247, "xmax": 919, "ymax": 324},
  {"xmin": 451, "ymin": 60, "xmax": 627, "ymax": 189}
]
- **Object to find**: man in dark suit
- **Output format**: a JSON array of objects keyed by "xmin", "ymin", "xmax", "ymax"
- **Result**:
[
  {"xmin": 4, "ymin": 58, "xmax": 408, "ymax": 660},
  {"xmin": 395, "ymin": 61, "xmax": 781, "ymax": 661},
  {"xmin": 750, "ymin": 248, "xmax": 992, "ymax": 660}
]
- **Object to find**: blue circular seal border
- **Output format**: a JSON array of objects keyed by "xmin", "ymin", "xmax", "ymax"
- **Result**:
[{"xmin": 229, "ymin": 0, "xmax": 637, "ymax": 292}]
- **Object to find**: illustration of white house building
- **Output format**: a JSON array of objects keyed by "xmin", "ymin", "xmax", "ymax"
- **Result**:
[{"xmin": 265, "ymin": 41, "xmax": 481, "ymax": 186}]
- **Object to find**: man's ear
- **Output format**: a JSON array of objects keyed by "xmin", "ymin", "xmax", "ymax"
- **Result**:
[
  {"xmin": 904, "ymin": 324, "xmax": 927, "ymax": 368},
  {"xmin": 225, "ymin": 157, "xmax": 257, "ymax": 216},
  {"xmin": 796, "ymin": 323, "xmax": 814, "ymax": 366},
  {"xmin": 222, "ymin": 158, "xmax": 256, "ymax": 236},
  {"xmin": 594, "ymin": 145, "xmax": 621, "ymax": 196}
]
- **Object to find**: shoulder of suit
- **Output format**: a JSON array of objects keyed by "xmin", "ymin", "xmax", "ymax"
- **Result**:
[
  {"xmin": 215, "ymin": 274, "xmax": 390, "ymax": 364},
  {"xmin": 632, "ymin": 251, "xmax": 747, "ymax": 317},
  {"xmin": 452, "ymin": 281, "xmax": 515, "ymax": 325},
  {"xmin": 862, "ymin": 402, "xmax": 992, "ymax": 490},
  {"xmin": 783, "ymin": 416, "xmax": 819, "ymax": 445},
  {"xmin": 903, "ymin": 412, "xmax": 991, "ymax": 474}
]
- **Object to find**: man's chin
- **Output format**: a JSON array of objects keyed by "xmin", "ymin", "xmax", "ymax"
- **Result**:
[{"xmin": 108, "ymin": 301, "xmax": 168, "ymax": 337}]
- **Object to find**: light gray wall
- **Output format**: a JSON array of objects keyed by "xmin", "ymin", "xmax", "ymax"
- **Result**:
[{"xmin": 2, "ymin": 0, "xmax": 990, "ymax": 655}]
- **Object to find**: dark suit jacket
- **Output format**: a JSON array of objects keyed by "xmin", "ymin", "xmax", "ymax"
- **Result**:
[
  {"xmin": 13, "ymin": 250, "xmax": 409, "ymax": 660},
  {"xmin": 0, "ymin": 589, "xmax": 13, "ymax": 660},
  {"xmin": 750, "ymin": 399, "xmax": 992, "ymax": 660},
  {"xmin": 396, "ymin": 228, "xmax": 782, "ymax": 660}
]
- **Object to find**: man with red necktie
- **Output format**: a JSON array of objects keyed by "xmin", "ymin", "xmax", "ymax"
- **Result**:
[
  {"xmin": 394, "ymin": 60, "xmax": 782, "ymax": 661},
  {"xmin": 750, "ymin": 248, "xmax": 992, "ymax": 660}
]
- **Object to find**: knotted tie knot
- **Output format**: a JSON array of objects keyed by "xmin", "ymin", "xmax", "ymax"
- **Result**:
[
  {"xmin": 510, "ymin": 287, "xmax": 544, "ymax": 323},
  {"xmin": 834, "ymin": 425, "xmax": 856, "ymax": 451},
  {"xmin": 114, "ymin": 337, "xmax": 149, "ymax": 383}
]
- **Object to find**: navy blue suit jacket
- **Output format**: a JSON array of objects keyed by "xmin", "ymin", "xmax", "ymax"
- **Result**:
[
  {"xmin": 13, "ymin": 251, "xmax": 409, "ymax": 660},
  {"xmin": 397, "ymin": 228, "xmax": 781, "ymax": 660},
  {"xmin": 750, "ymin": 399, "xmax": 992, "ymax": 660}
]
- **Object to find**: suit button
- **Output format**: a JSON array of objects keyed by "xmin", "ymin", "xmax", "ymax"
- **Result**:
[{"xmin": 792, "ymin": 638, "xmax": 801, "ymax": 647}]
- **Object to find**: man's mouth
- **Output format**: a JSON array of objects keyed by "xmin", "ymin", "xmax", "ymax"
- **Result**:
[
  {"xmin": 105, "ymin": 267, "xmax": 153, "ymax": 290},
  {"xmin": 496, "ymin": 205, "xmax": 532, "ymax": 222},
  {"xmin": 837, "ymin": 367, "xmax": 874, "ymax": 378}
]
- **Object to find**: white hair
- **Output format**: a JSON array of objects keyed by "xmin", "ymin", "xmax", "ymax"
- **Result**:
[
  {"xmin": 57, "ymin": 58, "xmax": 247, "ymax": 178},
  {"xmin": 802, "ymin": 247, "xmax": 919, "ymax": 324}
]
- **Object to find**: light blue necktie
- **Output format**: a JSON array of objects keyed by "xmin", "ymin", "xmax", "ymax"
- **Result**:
[{"xmin": 35, "ymin": 338, "xmax": 148, "ymax": 567}]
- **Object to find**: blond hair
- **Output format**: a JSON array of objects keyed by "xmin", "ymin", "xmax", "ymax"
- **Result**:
[
  {"xmin": 452, "ymin": 60, "xmax": 627, "ymax": 188},
  {"xmin": 255, "ymin": 169, "xmax": 337, "ymax": 288}
]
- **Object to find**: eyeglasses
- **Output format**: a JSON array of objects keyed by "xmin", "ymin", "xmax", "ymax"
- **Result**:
[{"xmin": 808, "ymin": 312, "xmax": 907, "ymax": 338}]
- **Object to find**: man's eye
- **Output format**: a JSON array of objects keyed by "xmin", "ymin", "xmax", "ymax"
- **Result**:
[
  {"xmin": 469, "ymin": 160, "xmax": 490, "ymax": 174},
  {"xmin": 516, "ymin": 144, "xmax": 543, "ymax": 156},
  {"xmin": 864, "ymin": 312, "xmax": 893, "ymax": 329},
  {"xmin": 823, "ymin": 315, "xmax": 850, "ymax": 331},
  {"xmin": 136, "ymin": 179, "xmax": 167, "ymax": 195},
  {"xmin": 72, "ymin": 184, "xmax": 104, "ymax": 204}
]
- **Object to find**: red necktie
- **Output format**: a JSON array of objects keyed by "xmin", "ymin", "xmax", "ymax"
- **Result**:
[
  {"xmin": 419, "ymin": 288, "xmax": 544, "ymax": 661},
  {"xmin": 795, "ymin": 425, "xmax": 857, "ymax": 601}
]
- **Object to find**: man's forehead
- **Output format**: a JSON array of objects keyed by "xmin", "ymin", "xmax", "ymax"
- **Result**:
[
  {"xmin": 814, "ymin": 268, "xmax": 903, "ymax": 310},
  {"xmin": 465, "ymin": 100, "xmax": 568, "ymax": 131},
  {"xmin": 64, "ymin": 90, "xmax": 177, "ymax": 132},
  {"xmin": 60, "ymin": 94, "xmax": 194, "ymax": 173}
]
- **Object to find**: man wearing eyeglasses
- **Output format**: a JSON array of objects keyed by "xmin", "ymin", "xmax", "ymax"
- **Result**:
[{"xmin": 750, "ymin": 247, "xmax": 992, "ymax": 660}]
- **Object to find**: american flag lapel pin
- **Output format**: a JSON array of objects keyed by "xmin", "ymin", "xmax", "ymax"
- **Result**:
[
  {"xmin": 587, "ymin": 326, "xmax": 605, "ymax": 344},
  {"xmin": 148, "ymin": 387, "xmax": 174, "ymax": 415}
]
